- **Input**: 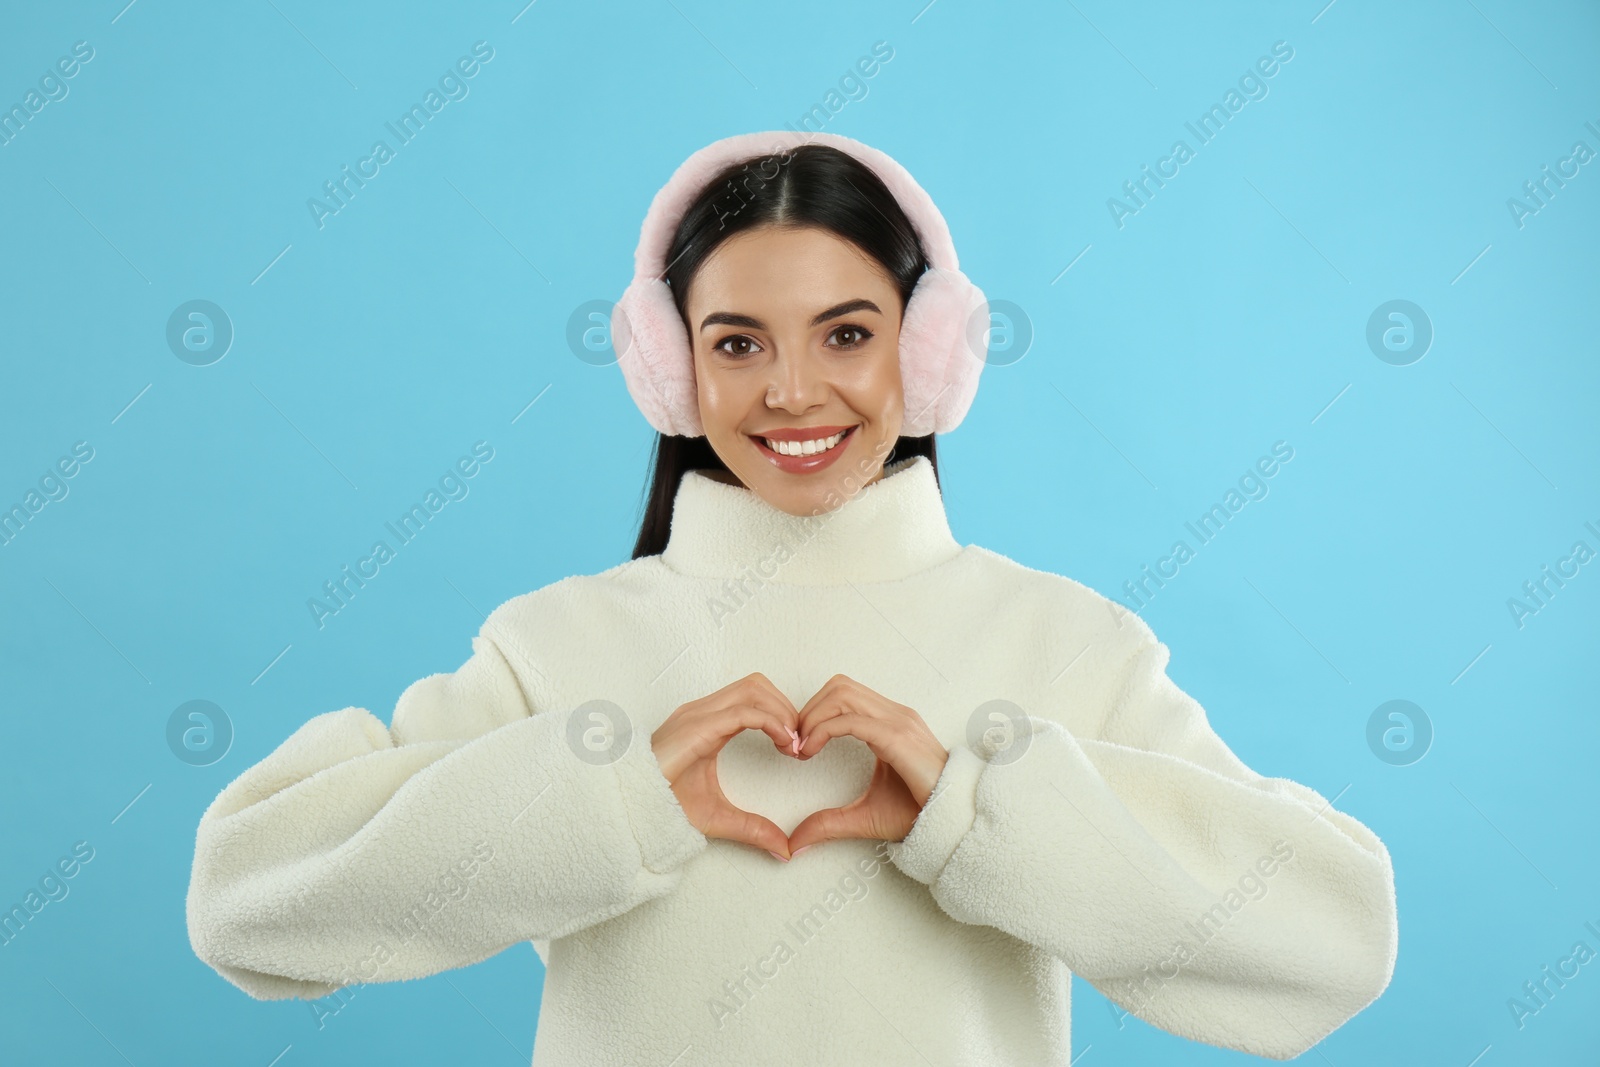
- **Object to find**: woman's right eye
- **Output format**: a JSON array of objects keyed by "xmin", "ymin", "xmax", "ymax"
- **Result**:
[{"xmin": 714, "ymin": 335, "xmax": 762, "ymax": 358}]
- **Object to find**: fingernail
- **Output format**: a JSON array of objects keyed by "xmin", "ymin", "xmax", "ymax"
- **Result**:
[
  {"xmin": 792, "ymin": 846, "xmax": 812, "ymax": 857},
  {"xmin": 767, "ymin": 850, "xmax": 790, "ymax": 862}
]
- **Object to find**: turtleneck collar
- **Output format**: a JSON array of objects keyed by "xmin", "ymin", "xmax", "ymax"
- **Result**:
[{"xmin": 658, "ymin": 454, "xmax": 963, "ymax": 586}]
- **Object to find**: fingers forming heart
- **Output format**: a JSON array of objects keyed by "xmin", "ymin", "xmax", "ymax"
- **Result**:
[{"xmin": 690, "ymin": 675, "xmax": 949, "ymax": 861}]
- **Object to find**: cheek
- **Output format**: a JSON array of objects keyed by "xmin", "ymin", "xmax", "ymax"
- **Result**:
[
  {"xmin": 694, "ymin": 359, "xmax": 722, "ymax": 421},
  {"xmin": 694, "ymin": 356, "xmax": 749, "ymax": 429},
  {"xmin": 858, "ymin": 344, "xmax": 904, "ymax": 413}
]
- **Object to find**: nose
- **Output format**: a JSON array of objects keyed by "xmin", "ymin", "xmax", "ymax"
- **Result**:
[{"xmin": 763, "ymin": 344, "xmax": 828, "ymax": 414}]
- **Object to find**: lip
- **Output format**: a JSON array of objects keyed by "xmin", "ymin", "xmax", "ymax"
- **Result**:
[
  {"xmin": 749, "ymin": 425, "xmax": 857, "ymax": 474},
  {"xmin": 754, "ymin": 425, "xmax": 856, "ymax": 441}
]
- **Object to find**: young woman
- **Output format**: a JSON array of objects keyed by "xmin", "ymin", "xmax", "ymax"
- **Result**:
[{"xmin": 186, "ymin": 131, "xmax": 1398, "ymax": 1065}]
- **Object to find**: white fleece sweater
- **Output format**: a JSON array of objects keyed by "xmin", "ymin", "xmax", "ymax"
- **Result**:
[{"xmin": 185, "ymin": 454, "xmax": 1398, "ymax": 1065}]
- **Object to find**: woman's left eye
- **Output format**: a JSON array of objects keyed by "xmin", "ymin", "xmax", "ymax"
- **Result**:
[{"xmin": 827, "ymin": 324, "xmax": 874, "ymax": 348}]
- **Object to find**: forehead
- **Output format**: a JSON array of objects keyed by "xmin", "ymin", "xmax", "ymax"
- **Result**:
[{"xmin": 685, "ymin": 225, "xmax": 897, "ymax": 312}]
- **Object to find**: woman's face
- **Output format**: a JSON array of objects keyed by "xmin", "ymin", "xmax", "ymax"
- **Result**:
[{"xmin": 683, "ymin": 223, "xmax": 906, "ymax": 517}]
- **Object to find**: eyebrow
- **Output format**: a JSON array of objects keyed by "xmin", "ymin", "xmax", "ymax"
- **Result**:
[{"xmin": 698, "ymin": 298, "xmax": 882, "ymax": 332}]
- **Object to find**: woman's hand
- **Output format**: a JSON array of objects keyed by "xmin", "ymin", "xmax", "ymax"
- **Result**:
[
  {"xmin": 651, "ymin": 673, "xmax": 801, "ymax": 859},
  {"xmin": 786, "ymin": 674, "xmax": 950, "ymax": 852}
]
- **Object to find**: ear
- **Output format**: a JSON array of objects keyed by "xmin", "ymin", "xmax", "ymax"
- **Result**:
[
  {"xmin": 897, "ymin": 268, "xmax": 988, "ymax": 437},
  {"xmin": 614, "ymin": 277, "xmax": 704, "ymax": 437}
]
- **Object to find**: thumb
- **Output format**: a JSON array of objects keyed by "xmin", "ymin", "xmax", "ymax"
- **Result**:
[
  {"xmin": 785, "ymin": 804, "xmax": 864, "ymax": 855},
  {"xmin": 712, "ymin": 800, "xmax": 794, "ymax": 860}
]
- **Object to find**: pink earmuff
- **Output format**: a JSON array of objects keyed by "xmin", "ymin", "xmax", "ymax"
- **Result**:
[{"xmin": 611, "ymin": 130, "xmax": 988, "ymax": 439}]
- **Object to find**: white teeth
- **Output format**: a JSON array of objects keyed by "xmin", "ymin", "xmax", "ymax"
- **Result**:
[{"xmin": 763, "ymin": 430, "xmax": 847, "ymax": 456}]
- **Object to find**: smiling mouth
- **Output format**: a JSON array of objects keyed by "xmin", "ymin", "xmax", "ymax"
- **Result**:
[{"xmin": 752, "ymin": 426, "xmax": 856, "ymax": 457}]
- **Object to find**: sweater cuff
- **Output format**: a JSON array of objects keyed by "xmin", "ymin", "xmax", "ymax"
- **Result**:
[
  {"xmin": 609, "ymin": 730, "xmax": 707, "ymax": 874},
  {"xmin": 886, "ymin": 744, "xmax": 986, "ymax": 885}
]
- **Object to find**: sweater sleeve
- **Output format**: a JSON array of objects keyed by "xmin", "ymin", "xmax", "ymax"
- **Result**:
[
  {"xmin": 184, "ymin": 626, "xmax": 707, "ymax": 1002},
  {"xmin": 883, "ymin": 628, "xmax": 1398, "ymax": 1061}
]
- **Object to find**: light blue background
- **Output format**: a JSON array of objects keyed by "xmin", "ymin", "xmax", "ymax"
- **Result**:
[{"xmin": 2, "ymin": 0, "xmax": 1596, "ymax": 1063}]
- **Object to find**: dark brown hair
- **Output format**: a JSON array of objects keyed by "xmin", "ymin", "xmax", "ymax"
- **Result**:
[{"xmin": 630, "ymin": 143, "xmax": 938, "ymax": 559}]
